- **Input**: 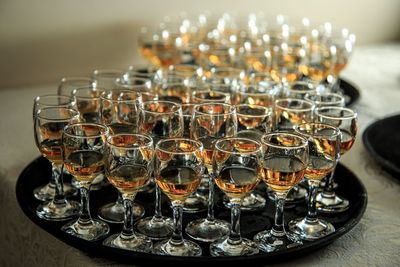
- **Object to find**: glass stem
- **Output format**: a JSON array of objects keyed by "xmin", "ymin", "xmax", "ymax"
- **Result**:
[
  {"xmin": 154, "ymin": 185, "xmax": 163, "ymax": 219},
  {"xmin": 78, "ymin": 185, "xmax": 91, "ymax": 225},
  {"xmin": 117, "ymin": 192, "xmax": 124, "ymax": 205},
  {"xmin": 206, "ymin": 174, "xmax": 215, "ymax": 221},
  {"xmin": 51, "ymin": 163, "xmax": 65, "ymax": 204},
  {"xmin": 121, "ymin": 194, "xmax": 136, "ymax": 238},
  {"xmin": 306, "ymin": 180, "xmax": 319, "ymax": 222},
  {"xmin": 272, "ymin": 193, "xmax": 287, "ymax": 237},
  {"xmin": 322, "ymin": 165, "xmax": 336, "ymax": 198},
  {"xmin": 228, "ymin": 201, "xmax": 242, "ymax": 245},
  {"xmin": 170, "ymin": 202, "xmax": 184, "ymax": 246}
]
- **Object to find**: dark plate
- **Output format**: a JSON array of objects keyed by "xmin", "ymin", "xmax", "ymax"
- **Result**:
[
  {"xmin": 16, "ymin": 157, "xmax": 367, "ymax": 266},
  {"xmin": 363, "ymin": 114, "xmax": 400, "ymax": 176},
  {"xmin": 339, "ymin": 78, "xmax": 360, "ymax": 107}
]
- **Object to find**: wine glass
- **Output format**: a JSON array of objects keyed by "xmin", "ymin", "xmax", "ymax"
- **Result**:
[
  {"xmin": 97, "ymin": 89, "xmax": 145, "ymax": 224},
  {"xmin": 284, "ymin": 81, "xmax": 317, "ymax": 100},
  {"xmin": 254, "ymin": 132, "xmax": 308, "ymax": 252},
  {"xmin": 153, "ymin": 138, "xmax": 204, "ymax": 256},
  {"xmin": 185, "ymin": 103, "xmax": 237, "ymax": 242},
  {"xmin": 181, "ymin": 103, "xmax": 208, "ymax": 213},
  {"xmin": 210, "ymin": 137, "xmax": 261, "ymax": 256},
  {"xmin": 61, "ymin": 123, "xmax": 110, "ymax": 241},
  {"xmin": 273, "ymin": 98, "xmax": 314, "ymax": 203},
  {"xmin": 304, "ymin": 92, "xmax": 345, "ymax": 107},
  {"xmin": 57, "ymin": 77, "xmax": 93, "ymax": 97},
  {"xmin": 135, "ymin": 100, "xmax": 183, "ymax": 239},
  {"xmin": 72, "ymin": 87, "xmax": 106, "ymax": 189},
  {"xmin": 288, "ymin": 123, "xmax": 341, "ymax": 240},
  {"xmin": 223, "ymin": 104, "xmax": 272, "ymax": 211},
  {"xmin": 33, "ymin": 107, "xmax": 80, "ymax": 220},
  {"xmin": 236, "ymin": 84, "xmax": 280, "ymax": 109},
  {"xmin": 154, "ymin": 75, "xmax": 188, "ymax": 104},
  {"xmin": 151, "ymin": 31, "xmax": 181, "ymax": 68},
  {"xmin": 32, "ymin": 95, "xmax": 78, "ymax": 201},
  {"xmin": 92, "ymin": 69, "xmax": 124, "ymax": 90},
  {"xmin": 314, "ymin": 106, "xmax": 358, "ymax": 213},
  {"xmin": 103, "ymin": 134, "xmax": 153, "ymax": 252}
]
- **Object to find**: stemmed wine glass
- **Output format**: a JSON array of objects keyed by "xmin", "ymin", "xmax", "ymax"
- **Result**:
[
  {"xmin": 32, "ymin": 95, "xmax": 78, "ymax": 201},
  {"xmin": 210, "ymin": 137, "xmax": 261, "ymax": 256},
  {"xmin": 314, "ymin": 106, "xmax": 358, "ymax": 213},
  {"xmin": 288, "ymin": 123, "xmax": 341, "ymax": 240},
  {"xmin": 103, "ymin": 134, "xmax": 153, "ymax": 252},
  {"xmin": 135, "ymin": 100, "xmax": 183, "ymax": 239},
  {"xmin": 61, "ymin": 123, "xmax": 110, "ymax": 241},
  {"xmin": 153, "ymin": 138, "xmax": 204, "ymax": 256},
  {"xmin": 254, "ymin": 132, "xmax": 308, "ymax": 252},
  {"xmin": 223, "ymin": 104, "xmax": 272, "ymax": 211},
  {"xmin": 185, "ymin": 103, "xmax": 237, "ymax": 242},
  {"xmin": 33, "ymin": 107, "xmax": 80, "ymax": 220},
  {"xmin": 97, "ymin": 89, "xmax": 145, "ymax": 224}
]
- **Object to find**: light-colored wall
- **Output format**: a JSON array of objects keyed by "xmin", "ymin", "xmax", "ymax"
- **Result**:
[{"xmin": 1, "ymin": 0, "xmax": 399, "ymax": 88}]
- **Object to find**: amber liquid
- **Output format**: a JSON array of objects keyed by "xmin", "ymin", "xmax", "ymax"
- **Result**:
[
  {"xmin": 139, "ymin": 42, "xmax": 154, "ymax": 60},
  {"xmin": 152, "ymin": 43, "xmax": 180, "ymax": 67},
  {"xmin": 107, "ymin": 164, "xmax": 149, "ymax": 194},
  {"xmin": 215, "ymin": 166, "xmax": 260, "ymax": 199},
  {"xmin": 39, "ymin": 139, "xmax": 63, "ymax": 165},
  {"xmin": 275, "ymin": 109, "xmax": 309, "ymax": 130},
  {"xmin": 156, "ymin": 166, "xmax": 201, "ymax": 201},
  {"xmin": 340, "ymin": 130, "xmax": 355, "ymax": 155},
  {"xmin": 261, "ymin": 156, "xmax": 306, "ymax": 193},
  {"xmin": 64, "ymin": 150, "xmax": 104, "ymax": 183},
  {"xmin": 305, "ymin": 155, "xmax": 335, "ymax": 180}
]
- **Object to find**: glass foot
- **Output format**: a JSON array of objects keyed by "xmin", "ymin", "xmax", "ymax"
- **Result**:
[
  {"xmin": 153, "ymin": 239, "xmax": 202, "ymax": 256},
  {"xmin": 36, "ymin": 199, "xmax": 80, "ymax": 221},
  {"xmin": 103, "ymin": 233, "xmax": 152, "ymax": 253},
  {"xmin": 288, "ymin": 217, "xmax": 335, "ymax": 241},
  {"xmin": 254, "ymin": 229, "xmax": 302, "ymax": 252},
  {"xmin": 316, "ymin": 193, "xmax": 349, "ymax": 213},
  {"xmin": 185, "ymin": 218, "xmax": 230, "ymax": 242},
  {"xmin": 210, "ymin": 237, "xmax": 259, "ymax": 256},
  {"xmin": 134, "ymin": 216, "xmax": 173, "ymax": 240},
  {"xmin": 33, "ymin": 182, "xmax": 77, "ymax": 202},
  {"xmin": 181, "ymin": 192, "xmax": 208, "ymax": 213},
  {"xmin": 61, "ymin": 218, "xmax": 110, "ymax": 241},
  {"xmin": 223, "ymin": 192, "xmax": 266, "ymax": 211},
  {"xmin": 98, "ymin": 201, "xmax": 145, "ymax": 224}
]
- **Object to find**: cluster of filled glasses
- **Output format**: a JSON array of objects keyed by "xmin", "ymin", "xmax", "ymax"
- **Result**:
[{"xmin": 31, "ymin": 13, "xmax": 358, "ymax": 257}]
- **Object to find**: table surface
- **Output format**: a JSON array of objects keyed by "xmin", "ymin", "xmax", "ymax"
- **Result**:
[{"xmin": 1, "ymin": 43, "xmax": 400, "ymax": 267}]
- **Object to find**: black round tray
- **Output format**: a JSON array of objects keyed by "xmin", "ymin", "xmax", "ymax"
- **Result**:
[
  {"xmin": 16, "ymin": 157, "xmax": 367, "ymax": 266},
  {"xmin": 363, "ymin": 114, "xmax": 400, "ymax": 176}
]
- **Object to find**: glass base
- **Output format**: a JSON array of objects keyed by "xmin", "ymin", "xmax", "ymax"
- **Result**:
[
  {"xmin": 181, "ymin": 192, "xmax": 208, "ymax": 213},
  {"xmin": 223, "ymin": 192, "xmax": 266, "ymax": 211},
  {"xmin": 153, "ymin": 239, "xmax": 202, "ymax": 256},
  {"xmin": 316, "ymin": 193, "xmax": 349, "ymax": 213},
  {"xmin": 185, "ymin": 218, "xmax": 230, "ymax": 242},
  {"xmin": 134, "ymin": 216, "xmax": 173, "ymax": 240},
  {"xmin": 33, "ymin": 182, "xmax": 77, "ymax": 202},
  {"xmin": 36, "ymin": 199, "xmax": 80, "ymax": 221},
  {"xmin": 288, "ymin": 217, "xmax": 335, "ymax": 241},
  {"xmin": 61, "ymin": 218, "xmax": 110, "ymax": 241},
  {"xmin": 210, "ymin": 237, "xmax": 259, "ymax": 256},
  {"xmin": 103, "ymin": 233, "xmax": 152, "ymax": 253},
  {"xmin": 98, "ymin": 201, "xmax": 145, "ymax": 224},
  {"xmin": 254, "ymin": 229, "xmax": 302, "ymax": 252}
]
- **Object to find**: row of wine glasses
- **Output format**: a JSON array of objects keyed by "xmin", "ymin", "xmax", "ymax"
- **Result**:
[{"xmin": 33, "ymin": 88, "xmax": 358, "ymax": 256}]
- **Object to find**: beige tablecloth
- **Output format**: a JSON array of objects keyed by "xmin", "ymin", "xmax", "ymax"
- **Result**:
[{"xmin": 1, "ymin": 43, "xmax": 400, "ymax": 266}]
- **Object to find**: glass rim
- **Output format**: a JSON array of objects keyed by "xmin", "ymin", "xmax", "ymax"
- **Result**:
[
  {"xmin": 235, "ymin": 104, "xmax": 272, "ymax": 117},
  {"xmin": 106, "ymin": 133, "xmax": 153, "ymax": 149},
  {"xmin": 34, "ymin": 94, "xmax": 74, "ymax": 105},
  {"xmin": 63, "ymin": 122, "xmax": 109, "ymax": 138},
  {"xmin": 72, "ymin": 87, "xmax": 105, "ymax": 99},
  {"xmin": 139, "ymin": 100, "xmax": 182, "ymax": 114},
  {"xmin": 100, "ymin": 89, "xmax": 141, "ymax": 103},
  {"xmin": 193, "ymin": 102, "xmax": 236, "ymax": 116},
  {"xmin": 155, "ymin": 138, "xmax": 203, "ymax": 155},
  {"xmin": 305, "ymin": 92, "xmax": 345, "ymax": 105},
  {"xmin": 294, "ymin": 122, "xmax": 341, "ymax": 138},
  {"xmin": 261, "ymin": 132, "xmax": 308, "ymax": 149},
  {"xmin": 92, "ymin": 68, "xmax": 124, "ymax": 77},
  {"xmin": 192, "ymin": 90, "xmax": 230, "ymax": 101},
  {"xmin": 59, "ymin": 76, "xmax": 93, "ymax": 83},
  {"xmin": 315, "ymin": 106, "xmax": 357, "ymax": 119},
  {"xmin": 275, "ymin": 98, "xmax": 314, "ymax": 111},
  {"xmin": 36, "ymin": 107, "xmax": 78, "ymax": 121},
  {"xmin": 215, "ymin": 137, "xmax": 261, "ymax": 155}
]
